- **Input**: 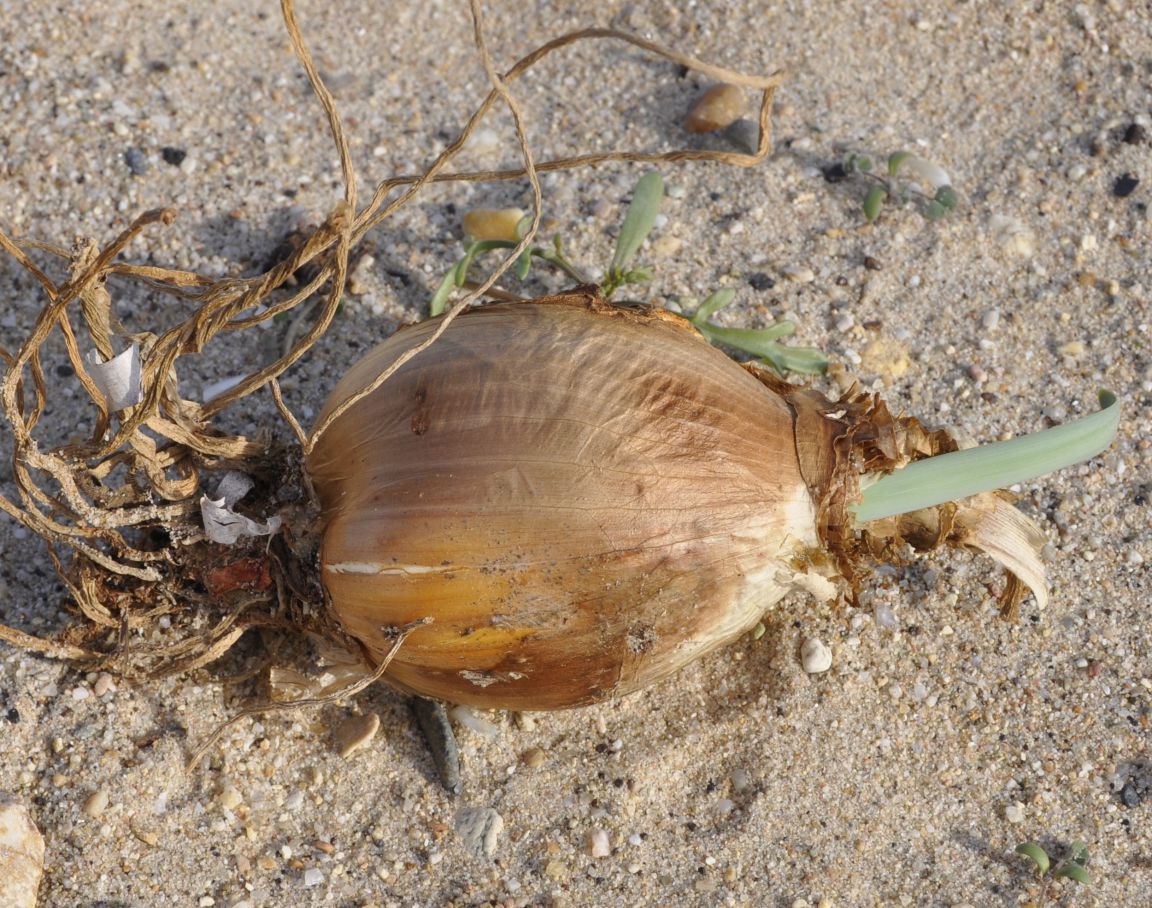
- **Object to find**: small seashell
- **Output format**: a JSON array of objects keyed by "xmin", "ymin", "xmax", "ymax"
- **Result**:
[{"xmin": 684, "ymin": 83, "xmax": 746, "ymax": 133}]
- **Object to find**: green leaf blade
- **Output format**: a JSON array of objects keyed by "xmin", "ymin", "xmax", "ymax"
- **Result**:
[
  {"xmin": 854, "ymin": 391, "xmax": 1122, "ymax": 524},
  {"xmin": 1015, "ymin": 842, "xmax": 1050, "ymax": 875},
  {"xmin": 863, "ymin": 185, "xmax": 886, "ymax": 222},
  {"xmin": 1054, "ymin": 864, "xmax": 1092, "ymax": 884},
  {"xmin": 610, "ymin": 172, "xmax": 664, "ymax": 274}
]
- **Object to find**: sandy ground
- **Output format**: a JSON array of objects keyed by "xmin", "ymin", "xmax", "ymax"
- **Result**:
[{"xmin": 1, "ymin": 1, "xmax": 1149, "ymax": 906}]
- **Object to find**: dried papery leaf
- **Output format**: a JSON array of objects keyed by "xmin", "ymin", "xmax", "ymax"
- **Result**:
[
  {"xmin": 200, "ymin": 472, "xmax": 282, "ymax": 545},
  {"xmin": 85, "ymin": 346, "xmax": 143, "ymax": 411},
  {"xmin": 951, "ymin": 492, "xmax": 1049, "ymax": 617}
]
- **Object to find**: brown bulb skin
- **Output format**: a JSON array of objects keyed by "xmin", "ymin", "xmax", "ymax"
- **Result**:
[{"xmin": 308, "ymin": 291, "xmax": 821, "ymax": 710}]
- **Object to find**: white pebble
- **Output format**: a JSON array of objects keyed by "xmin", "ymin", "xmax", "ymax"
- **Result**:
[
  {"xmin": 450, "ymin": 705, "xmax": 500, "ymax": 738},
  {"xmin": 587, "ymin": 828, "xmax": 611, "ymax": 858},
  {"xmin": 303, "ymin": 868, "xmax": 325, "ymax": 887},
  {"xmin": 0, "ymin": 796, "xmax": 44, "ymax": 908},
  {"xmin": 781, "ymin": 264, "xmax": 815, "ymax": 283},
  {"xmin": 981, "ymin": 309, "xmax": 1001, "ymax": 332},
  {"xmin": 800, "ymin": 638, "xmax": 832, "ymax": 674},
  {"xmin": 456, "ymin": 806, "xmax": 504, "ymax": 859},
  {"xmin": 1005, "ymin": 802, "xmax": 1026, "ymax": 824},
  {"xmin": 873, "ymin": 602, "xmax": 898, "ymax": 630}
]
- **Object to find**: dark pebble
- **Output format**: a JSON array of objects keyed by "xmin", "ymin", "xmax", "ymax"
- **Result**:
[
  {"xmin": 822, "ymin": 163, "xmax": 849, "ymax": 183},
  {"xmin": 410, "ymin": 697, "xmax": 460, "ymax": 795},
  {"xmin": 720, "ymin": 118, "xmax": 760, "ymax": 156},
  {"xmin": 1113, "ymin": 173, "xmax": 1139, "ymax": 198},
  {"xmin": 5, "ymin": 707, "xmax": 18, "ymax": 724},
  {"xmin": 863, "ymin": 255, "xmax": 882, "ymax": 271},
  {"xmin": 55, "ymin": 363, "xmax": 74, "ymax": 378},
  {"xmin": 161, "ymin": 146, "xmax": 187, "ymax": 166},
  {"xmin": 1123, "ymin": 123, "xmax": 1147, "ymax": 145},
  {"xmin": 1120, "ymin": 780, "xmax": 1143, "ymax": 807},
  {"xmin": 747, "ymin": 272, "xmax": 776, "ymax": 291},
  {"xmin": 124, "ymin": 147, "xmax": 149, "ymax": 176}
]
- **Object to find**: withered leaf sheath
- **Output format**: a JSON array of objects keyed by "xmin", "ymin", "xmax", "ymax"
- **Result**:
[{"xmin": 307, "ymin": 290, "xmax": 1032, "ymax": 709}]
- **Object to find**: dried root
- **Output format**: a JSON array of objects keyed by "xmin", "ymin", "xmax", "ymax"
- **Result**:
[{"xmin": 0, "ymin": 0, "xmax": 783, "ymax": 682}]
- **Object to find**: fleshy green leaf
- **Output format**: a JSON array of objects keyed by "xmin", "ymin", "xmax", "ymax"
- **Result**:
[
  {"xmin": 1015, "ymin": 842, "xmax": 1050, "ymax": 875},
  {"xmin": 935, "ymin": 185, "xmax": 958, "ymax": 210},
  {"xmin": 863, "ymin": 185, "xmax": 886, "ymax": 222},
  {"xmin": 887, "ymin": 150, "xmax": 912, "ymax": 177},
  {"xmin": 758, "ymin": 343, "xmax": 829, "ymax": 375},
  {"xmin": 690, "ymin": 288, "xmax": 737, "ymax": 326},
  {"xmin": 855, "ymin": 155, "xmax": 874, "ymax": 173},
  {"xmin": 694, "ymin": 320, "xmax": 827, "ymax": 375},
  {"xmin": 924, "ymin": 199, "xmax": 948, "ymax": 220},
  {"xmin": 1069, "ymin": 841, "xmax": 1090, "ymax": 866},
  {"xmin": 1053, "ymin": 864, "xmax": 1092, "ymax": 884},
  {"xmin": 429, "ymin": 269, "xmax": 458, "ymax": 317},
  {"xmin": 610, "ymin": 172, "xmax": 664, "ymax": 274},
  {"xmin": 515, "ymin": 250, "xmax": 532, "ymax": 280}
]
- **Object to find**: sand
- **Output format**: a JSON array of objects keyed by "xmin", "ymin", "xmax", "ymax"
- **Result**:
[{"xmin": 0, "ymin": 1, "xmax": 1149, "ymax": 905}]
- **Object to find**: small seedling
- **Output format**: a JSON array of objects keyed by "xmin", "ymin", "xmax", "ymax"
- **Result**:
[
  {"xmin": 430, "ymin": 172, "xmax": 827, "ymax": 375},
  {"xmin": 1015, "ymin": 839, "xmax": 1093, "ymax": 906},
  {"xmin": 840, "ymin": 150, "xmax": 959, "ymax": 223}
]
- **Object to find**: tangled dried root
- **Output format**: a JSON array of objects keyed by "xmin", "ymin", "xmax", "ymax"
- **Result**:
[{"xmin": 0, "ymin": 0, "xmax": 783, "ymax": 681}]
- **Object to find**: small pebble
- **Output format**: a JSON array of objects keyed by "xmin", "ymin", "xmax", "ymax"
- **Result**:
[
  {"xmin": 161, "ymin": 146, "xmax": 187, "ymax": 166},
  {"xmin": 462, "ymin": 207, "xmax": 525, "ymax": 242},
  {"xmin": 747, "ymin": 272, "xmax": 776, "ymax": 291},
  {"xmin": 456, "ymin": 806, "xmax": 504, "ymax": 859},
  {"xmin": 586, "ymin": 828, "xmax": 611, "ymax": 858},
  {"xmin": 93, "ymin": 673, "xmax": 115, "ymax": 697},
  {"xmin": 124, "ymin": 147, "xmax": 149, "ymax": 176},
  {"xmin": 450, "ymin": 705, "xmax": 500, "ymax": 738},
  {"xmin": 988, "ymin": 215, "xmax": 1035, "ymax": 258},
  {"xmin": 347, "ymin": 253, "xmax": 376, "ymax": 296},
  {"xmin": 0, "ymin": 794, "xmax": 45, "ymax": 908},
  {"xmin": 466, "ymin": 127, "xmax": 501, "ymax": 158},
  {"xmin": 303, "ymin": 868, "xmax": 324, "ymax": 887},
  {"xmin": 980, "ymin": 308, "xmax": 1000, "ymax": 332},
  {"xmin": 800, "ymin": 638, "xmax": 832, "ymax": 674},
  {"xmin": 1005, "ymin": 801, "xmax": 1025, "ymax": 824},
  {"xmin": 684, "ymin": 83, "xmax": 746, "ymax": 133},
  {"xmin": 333, "ymin": 711, "xmax": 380, "ymax": 759},
  {"xmin": 863, "ymin": 255, "xmax": 882, "ymax": 271},
  {"xmin": 720, "ymin": 118, "xmax": 760, "ymax": 155},
  {"xmin": 780, "ymin": 264, "xmax": 815, "ymax": 283},
  {"xmin": 521, "ymin": 747, "xmax": 545, "ymax": 769},
  {"xmin": 82, "ymin": 789, "xmax": 110, "ymax": 819},
  {"xmin": 1123, "ymin": 123, "xmax": 1147, "ymax": 145},
  {"xmin": 217, "ymin": 786, "xmax": 243, "ymax": 811},
  {"xmin": 1113, "ymin": 173, "xmax": 1139, "ymax": 198}
]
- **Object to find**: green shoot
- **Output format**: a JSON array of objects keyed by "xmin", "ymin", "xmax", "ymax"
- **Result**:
[
  {"xmin": 427, "ymin": 173, "xmax": 827, "ymax": 375},
  {"xmin": 843, "ymin": 149, "xmax": 957, "ymax": 224},
  {"xmin": 603, "ymin": 171, "xmax": 664, "ymax": 297},
  {"xmin": 1015, "ymin": 839, "xmax": 1093, "ymax": 905},
  {"xmin": 854, "ymin": 391, "xmax": 1121, "ymax": 523},
  {"xmin": 688, "ymin": 289, "xmax": 828, "ymax": 375}
]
